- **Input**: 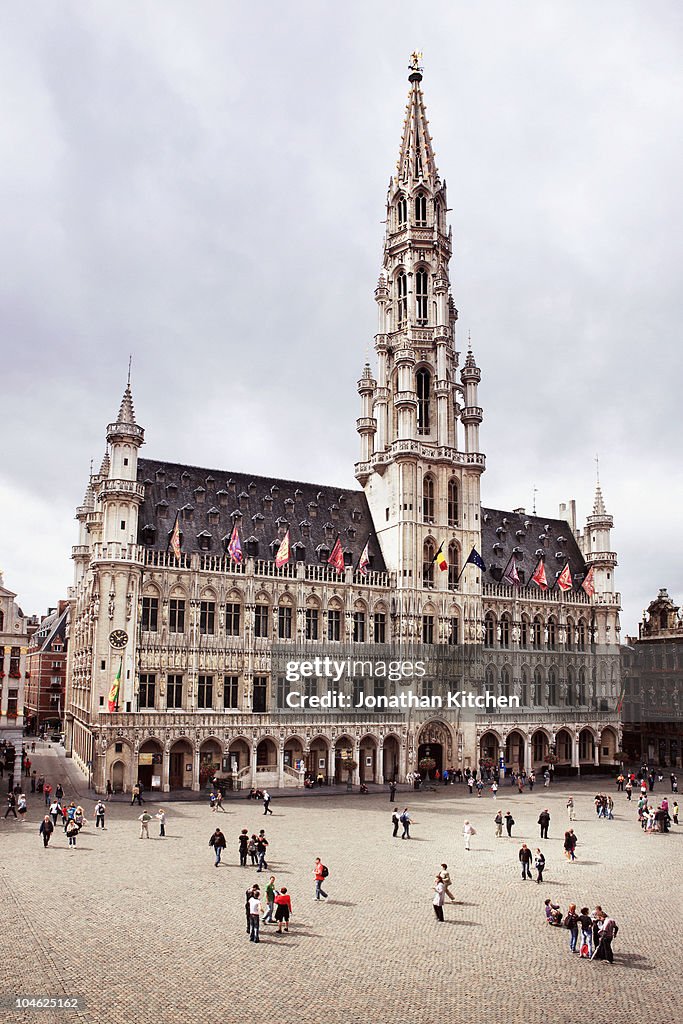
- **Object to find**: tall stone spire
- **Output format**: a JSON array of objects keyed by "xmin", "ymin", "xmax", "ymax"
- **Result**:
[{"xmin": 395, "ymin": 52, "xmax": 440, "ymax": 189}]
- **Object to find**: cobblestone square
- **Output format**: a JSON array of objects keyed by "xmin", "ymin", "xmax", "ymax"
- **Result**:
[{"xmin": 1, "ymin": 745, "xmax": 680, "ymax": 1024}]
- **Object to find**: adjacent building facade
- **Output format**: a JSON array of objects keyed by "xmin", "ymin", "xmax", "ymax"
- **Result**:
[
  {"xmin": 0, "ymin": 571, "xmax": 30, "ymax": 789},
  {"xmin": 621, "ymin": 589, "xmax": 683, "ymax": 768},
  {"xmin": 25, "ymin": 601, "xmax": 69, "ymax": 736},
  {"xmin": 65, "ymin": 61, "xmax": 622, "ymax": 794}
]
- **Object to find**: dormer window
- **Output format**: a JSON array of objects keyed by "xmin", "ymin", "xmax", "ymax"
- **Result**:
[
  {"xmin": 207, "ymin": 507, "xmax": 220, "ymax": 525},
  {"xmin": 238, "ymin": 491, "xmax": 249, "ymax": 508},
  {"xmin": 227, "ymin": 478, "xmax": 236, "ymax": 492},
  {"xmin": 252, "ymin": 512, "xmax": 264, "ymax": 523},
  {"xmin": 351, "ymin": 508, "xmax": 362, "ymax": 523},
  {"xmin": 141, "ymin": 524, "xmax": 156, "ymax": 545},
  {"xmin": 181, "ymin": 504, "xmax": 194, "ymax": 522},
  {"xmin": 317, "ymin": 544, "xmax": 330, "ymax": 563},
  {"xmin": 300, "ymin": 520, "xmax": 311, "ymax": 538},
  {"xmin": 193, "ymin": 486, "xmax": 206, "ymax": 504},
  {"xmin": 329, "ymin": 503, "xmax": 339, "ymax": 520},
  {"xmin": 262, "ymin": 494, "xmax": 273, "ymax": 511},
  {"xmin": 347, "ymin": 526, "xmax": 356, "ymax": 539},
  {"xmin": 245, "ymin": 536, "xmax": 259, "ymax": 558},
  {"xmin": 284, "ymin": 497, "xmax": 294, "ymax": 511},
  {"xmin": 197, "ymin": 531, "xmax": 212, "ymax": 552},
  {"xmin": 181, "ymin": 471, "xmax": 190, "ymax": 484},
  {"xmin": 205, "ymin": 476, "xmax": 215, "ymax": 487},
  {"xmin": 270, "ymin": 484, "xmax": 279, "ymax": 497},
  {"xmin": 155, "ymin": 499, "xmax": 169, "ymax": 518},
  {"xmin": 308, "ymin": 502, "xmax": 318, "ymax": 519},
  {"xmin": 293, "ymin": 542, "xmax": 306, "ymax": 562},
  {"xmin": 217, "ymin": 489, "xmax": 229, "ymax": 507},
  {"xmin": 248, "ymin": 482, "xmax": 256, "ymax": 495},
  {"xmin": 166, "ymin": 483, "xmax": 178, "ymax": 497}
]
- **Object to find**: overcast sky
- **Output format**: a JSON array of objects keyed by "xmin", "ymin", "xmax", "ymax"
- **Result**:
[{"xmin": 1, "ymin": 1, "xmax": 681, "ymax": 635}]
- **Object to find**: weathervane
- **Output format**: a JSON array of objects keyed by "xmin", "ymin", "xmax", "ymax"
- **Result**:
[
  {"xmin": 595, "ymin": 452, "xmax": 600, "ymax": 485},
  {"xmin": 532, "ymin": 485, "xmax": 538, "ymax": 514}
]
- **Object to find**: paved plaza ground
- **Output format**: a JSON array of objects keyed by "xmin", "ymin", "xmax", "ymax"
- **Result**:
[{"xmin": 1, "ymin": 743, "xmax": 680, "ymax": 1024}]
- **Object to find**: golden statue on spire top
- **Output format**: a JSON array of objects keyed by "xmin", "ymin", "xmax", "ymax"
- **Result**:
[{"xmin": 409, "ymin": 51, "xmax": 423, "ymax": 73}]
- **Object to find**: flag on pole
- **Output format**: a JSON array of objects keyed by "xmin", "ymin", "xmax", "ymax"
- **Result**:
[
  {"xmin": 465, "ymin": 547, "xmax": 486, "ymax": 571},
  {"xmin": 328, "ymin": 535, "xmax": 345, "ymax": 573},
  {"xmin": 615, "ymin": 683, "xmax": 626, "ymax": 714},
  {"xmin": 275, "ymin": 530, "xmax": 291, "ymax": 568},
  {"xmin": 357, "ymin": 538, "xmax": 371, "ymax": 575},
  {"xmin": 557, "ymin": 562, "xmax": 573, "ymax": 592},
  {"xmin": 169, "ymin": 513, "xmax": 182, "ymax": 560},
  {"xmin": 227, "ymin": 523, "xmax": 242, "ymax": 563},
  {"xmin": 107, "ymin": 657, "xmax": 122, "ymax": 712},
  {"xmin": 502, "ymin": 555, "xmax": 520, "ymax": 587},
  {"xmin": 530, "ymin": 557, "xmax": 548, "ymax": 590},
  {"xmin": 433, "ymin": 542, "xmax": 448, "ymax": 572},
  {"xmin": 581, "ymin": 565, "xmax": 595, "ymax": 597}
]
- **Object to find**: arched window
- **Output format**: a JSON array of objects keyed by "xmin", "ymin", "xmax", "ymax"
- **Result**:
[
  {"xmin": 422, "ymin": 474, "xmax": 435, "ymax": 523},
  {"xmin": 520, "ymin": 615, "xmax": 529, "ymax": 648},
  {"xmin": 532, "ymin": 615, "xmax": 543, "ymax": 649},
  {"xmin": 520, "ymin": 668, "xmax": 529, "ymax": 706},
  {"xmin": 565, "ymin": 617, "xmax": 574, "ymax": 650},
  {"xmin": 397, "ymin": 194, "xmax": 407, "ymax": 227},
  {"xmin": 547, "ymin": 616, "xmax": 556, "ymax": 650},
  {"xmin": 566, "ymin": 668, "xmax": 575, "ymax": 707},
  {"xmin": 547, "ymin": 667, "xmax": 557, "ymax": 706},
  {"xmin": 500, "ymin": 667, "xmax": 511, "ymax": 699},
  {"xmin": 423, "ymin": 539, "xmax": 436, "ymax": 588},
  {"xmin": 417, "ymin": 368, "xmax": 431, "ymax": 435},
  {"xmin": 578, "ymin": 668, "xmax": 587, "ymax": 705},
  {"xmin": 484, "ymin": 612, "xmax": 495, "ymax": 649},
  {"xmin": 577, "ymin": 619, "xmax": 587, "ymax": 651},
  {"xmin": 415, "ymin": 269, "xmax": 428, "ymax": 325},
  {"xmin": 415, "ymin": 192, "xmax": 427, "ymax": 225},
  {"xmin": 447, "ymin": 479, "xmax": 459, "ymax": 527},
  {"xmin": 0, "ymin": 609, "xmax": 3, "ymax": 632},
  {"xmin": 500, "ymin": 613, "xmax": 511, "ymax": 648},
  {"xmin": 397, "ymin": 273, "xmax": 407, "ymax": 328},
  {"xmin": 447, "ymin": 542, "xmax": 459, "ymax": 589}
]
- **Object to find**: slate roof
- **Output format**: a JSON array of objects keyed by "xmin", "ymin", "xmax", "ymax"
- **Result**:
[
  {"xmin": 137, "ymin": 459, "xmax": 386, "ymax": 572},
  {"xmin": 481, "ymin": 507, "xmax": 587, "ymax": 591}
]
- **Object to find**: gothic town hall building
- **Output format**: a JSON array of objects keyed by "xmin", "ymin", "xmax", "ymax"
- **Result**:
[{"xmin": 65, "ymin": 64, "xmax": 622, "ymax": 795}]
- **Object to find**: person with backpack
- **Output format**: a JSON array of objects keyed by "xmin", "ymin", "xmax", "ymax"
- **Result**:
[
  {"xmin": 238, "ymin": 828, "xmax": 249, "ymax": 866},
  {"xmin": 400, "ymin": 808, "xmax": 412, "ymax": 839},
  {"xmin": 494, "ymin": 810, "xmax": 503, "ymax": 837},
  {"xmin": 564, "ymin": 903, "xmax": 580, "ymax": 954},
  {"xmin": 314, "ymin": 857, "xmax": 329, "ymax": 900},
  {"xmin": 504, "ymin": 811, "xmax": 515, "ymax": 837},
  {"xmin": 94, "ymin": 800, "xmax": 106, "ymax": 829}
]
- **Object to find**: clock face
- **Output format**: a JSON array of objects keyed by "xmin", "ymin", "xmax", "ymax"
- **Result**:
[{"xmin": 109, "ymin": 629, "xmax": 129, "ymax": 650}]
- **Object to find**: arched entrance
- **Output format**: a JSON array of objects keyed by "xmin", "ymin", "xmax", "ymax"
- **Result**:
[
  {"xmin": 200, "ymin": 739, "xmax": 222, "ymax": 789},
  {"xmin": 334, "ymin": 735, "xmax": 356, "ymax": 783},
  {"xmin": 555, "ymin": 729, "xmax": 573, "ymax": 765},
  {"xmin": 169, "ymin": 738, "xmax": 193, "ymax": 790},
  {"xmin": 306, "ymin": 736, "xmax": 329, "ymax": 783},
  {"xmin": 579, "ymin": 728, "xmax": 596, "ymax": 764},
  {"xmin": 505, "ymin": 731, "xmax": 525, "ymax": 774},
  {"xmin": 382, "ymin": 735, "xmax": 400, "ymax": 783},
  {"xmin": 479, "ymin": 731, "xmax": 500, "ymax": 769},
  {"xmin": 228, "ymin": 738, "xmax": 250, "ymax": 775},
  {"xmin": 417, "ymin": 720, "xmax": 452, "ymax": 778},
  {"xmin": 137, "ymin": 738, "xmax": 163, "ymax": 791},
  {"xmin": 284, "ymin": 736, "xmax": 304, "ymax": 771},
  {"xmin": 359, "ymin": 735, "xmax": 378, "ymax": 783},
  {"xmin": 256, "ymin": 738, "xmax": 278, "ymax": 775},
  {"xmin": 600, "ymin": 727, "xmax": 618, "ymax": 764},
  {"xmin": 531, "ymin": 730, "xmax": 550, "ymax": 767},
  {"xmin": 111, "ymin": 759, "xmax": 125, "ymax": 793}
]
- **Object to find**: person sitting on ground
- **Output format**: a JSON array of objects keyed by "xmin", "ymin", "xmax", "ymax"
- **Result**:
[{"xmin": 544, "ymin": 899, "xmax": 562, "ymax": 926}]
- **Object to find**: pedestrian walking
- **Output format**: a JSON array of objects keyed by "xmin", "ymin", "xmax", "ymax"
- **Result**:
[
  {"xmin": 244, "ymin": 884, "xmax": 259, "ymax": 932},
  {"xmin": 534, "ymin": 848, "xmax": 545, "ymax": 883},
  {"xmin": 65, "ymin": 817, "xmax": 79, "ymax": 849},
  {"xmin": 463, "ymin": 820, "xmax": 476, "ymax": 850},
  {"xmin": 563, "ymin": 829, "xmax": 577, "ymax": 861},
  {"xmin": 314, "ymin": 857, "xmax": 329, "ymax": 900},
  {"xmin": 209, "ymin": 828, "xmax": 227, "ymax": 866},
  {"xmin": 400, "ymin": 807, "xmax": 412, "ymax": 839},
  {"xmin": 392, "ymin": 807, "xmax": 400, "ymax": 838},
  {"xmin": 263, "ymin": 876, "xmax": 276, "ymax": 924},
  {"xmin": 17, "ymin": 794, "xmax": 28, "ymax": 819},
  {"xmin": 467, "ymin": 775, "xmax": 474, "ymax": 796},
  {"xmin": 43, "ymin": 783, "xmax": 52, "ymax": 807},
  {"xmin": 248, "ymin": 833, "xmax": 258, "ymax": 866},
  {"xmin": 566, "ymin": 796, "xmax": 575, "ymax": 821},
  {"xmin": 262, "ymin": 790, "xmax": 273, "ymax": 815},
  {"xmin": 625, "ymin": 781, "xmax": 633, "ymax": 801},
  {"xmin": 476, "ymin": 779, "xmax": 484, "ymax": 797},
  {"xmin": 209, "ymin": 791, "xmax": 217, "ymax": 812},
  {"xmin": 494, "ymin": 810, "xmax": 503, "ymax": 837},
  {"xmin": 49, "ymin": 799, "xmax": 60, "ymax": 827},
  {"xmin": 39, "ymin": 815, "xmax": 54, "ymax": 848},
  {"xmin": 248, "ymin": 888, "xmax": 262, "ymax": 942},
  {"xmin": 673, "ymin": 801, "xmax": 679, "ymax": 825},
  {"xmin": 564, "ymin": 903, "xmax": 580, "ymax": 954},
  {"xmin": 504, "ymin": 811, "xmax": 515, "ymax": 837},
  {"xmin": 55, "ymin": 784, "xmax": 64, "ymax": 802},
  {"xmin": 256, "ymin": 830, "xmax": 269, "ymax": 872},
  {"xmin": 106, "ymin": 779, "xmax": 113, "ymax": 801},
  {"xmin": 538, "ymin": 809, "xmax": 550, "ymax": 839},
  {"xmin": 131, "ymin": 782, "xmax": 143, "ymax": 806},
  {"xmin": 432, "ymin": 876, "xmax": 445, "ymax": 921},
  {"xmin": 578, "ymin": 907, "xmax": 593, "ymax": 958},
  {"xmin": 440, "ymin": 864, "xmax": 455, "ymax": 901},
  {"xmin": 238, "ymin": 828, "xmax": 249, "ymax": 866},
  {"xmin": 274, "ymin": 887, "xmax": 292, "ymax": 933},
  {"xmin": 491, "ymin": 781, "xmax": 498, "ymax": 799},
  {"xmin": 215, "ymin": 790, "xmax": 225, "ymax": 812},
  {"xmin": 30, "ymin": 771, "xmax": 36, "ymax": 793},
  {"xmin": 94, "ymin": 800, "xmax": 106, "ymax": 829},
  {"xmin": 4, "ymin": 793, "xmax": 17, "ymax": 818},
  {"xmin": 543, "ymin": 770, "xmax": 550, "ymax": 788},
  {"xmin": 389, "ymin": 781, "xmax": 396, "ymax": 802},
  {"xmin": 138, "ymin": 810, "xmax": 152, "ymax": 839},
  {"xmin": 519, "ymin": 843, "xmax": 532, "ymax": 880}
]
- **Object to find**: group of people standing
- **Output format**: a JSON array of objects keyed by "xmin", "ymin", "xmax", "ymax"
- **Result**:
[{"xmin": 545, "ymin": 901, "xmax": 618, "ymax": 963}]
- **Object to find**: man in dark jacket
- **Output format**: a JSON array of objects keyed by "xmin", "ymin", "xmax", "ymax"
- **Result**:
[
  {"xmin": 538, "ymin": 809, "xmax": 551, "ymax": 839},
  {"xmin": 504, "ymin": 811, "xmax": 514, "ymax": 837},
  {"xmin": 209, "ymin": 828, "xmax": 226, "ymax": 867},
  {"xmin": 518, "ymin": 843, "xmax": 532, "ymax": 880},
  {"xmin": 39, "ymin": 815, "xmax": 54, "ymax": 848}
]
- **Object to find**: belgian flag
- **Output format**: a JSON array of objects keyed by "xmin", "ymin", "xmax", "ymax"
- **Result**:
[{"xmin": 434, "ymin": 543, "xmax": 448, "ymax": 572}]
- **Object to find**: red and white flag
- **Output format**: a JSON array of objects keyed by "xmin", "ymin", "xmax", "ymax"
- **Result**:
[
  {"xmin": 275, "ymin": 530, "xmax": 291, "ymax": 568},
  {"xmin": 530, "ymin": 557, "xmax": 548, "ymax": 590},
  {"xmin": 169, "ymin": 514, "xmax": 182, "ymax": 560},
  {"xmin": 328, "ymin": 536, "xmax": 345, "ymax": 573},
  {"xmin": 357, "ymin": 539, "xmax": 371, "ymax": 575},
  {"xmin": 581, "ymin": 565, "xmax": 595, "ymax": 597},
  {"xmin": 557, "ymin": 562, "xmax": 573, "ymax": 592}
]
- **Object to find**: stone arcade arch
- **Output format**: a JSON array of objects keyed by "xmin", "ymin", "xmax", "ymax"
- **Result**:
[
  {"xmin": 505, "ymin": 730, "xmax": 525, "ymax": 774},
  {"xmin": 479, "ymin": 730, "xmax": 501, "ymax": 767},
  {"xmin": 382, "ymin": 733, "xmax": 401, "ymax": 783},
  {"xmin": 417, "ymin": 719, "xmax": 453, "ymax": 777},
  {"xmin": 334, "ymin": 734, "xmax": 356, "ymax": 783},
  {"xmin": 199, "ymin": 738, "xmax": 223, "ymax": 789},
  {"xmin": 169, "ymin": 738, "xmax": 193, "ymax": 790},
  {"xmin": 359, "ymin": 734, "xmax": 379, "ymax": 783},
  {"xmin": 137, "ymin": 737, "xmax": 163, "ymax": 792}
]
